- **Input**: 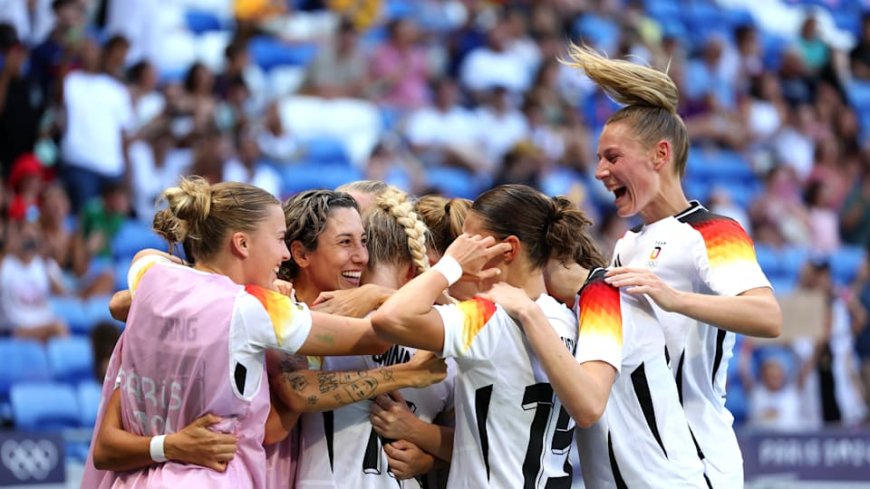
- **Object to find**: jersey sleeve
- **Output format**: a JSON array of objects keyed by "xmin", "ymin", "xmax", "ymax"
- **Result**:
[
  {"xmin": 688, "ymin": 215, "xmax": 771, "ymax": 297},
  {"xmin": 239, "ymin": 285, "xmax": 313, "ymax": 354},
  {"xmin": 574, "ymin": 269, "xmax": 624, "ymax": 372},
  {"xmin": 127, "ymin": 254, "xmax": 172, "ymax": 296},
  {"xmin": 435, "ymin": 297, "xmax": 500, "ymax": 361}
]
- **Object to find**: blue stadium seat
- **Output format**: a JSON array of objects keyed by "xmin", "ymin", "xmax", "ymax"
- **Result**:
[
  {"xmin": 47, "ymin": 337, "xmax": 95, "ymax": 385},
  {"xmin": 85, "ymin": 295, "xmax": 116, "ymax": 328},
  {"xmin": 114, "ymin": 258, "xmax": 133, "ymax": 292},
  {"xmin": 49, "ymin": 296, "xmax": 90, "ymax": 334},
  {"xmin": 281, "ymin": 164, "xmax": 364, "ymax": 195},
  {"xmin": 847, "ymin": 81, "xmax": 870, "ymax": 112},
  {"xmin": 11, "ymin": 382, "xmax": 79, "ymax": 431},
  {"xmin": 185, "ymin": 10, "xmax": 224, "ymax": 34},
  {"xmin": 830, "ymin": 245, "xmax": 866, "ymax": 285},
  {"xmin": 426, "ymin": 167, "xmax": 480, "ymax": 199},
  {"xmin": 77, "ymin": 381, "xmax": 102, "ymax": 428},
  {"xmin": 573, "ymin": 14, "xmax": 621, "ymax": 54},
  {"xmin": 753, "ymin": 244, "xmax": 782, "ymax": 277},
  {"xmin": 112, "ymin": 220, "xmax": 166, "ymax": 262},
  {"xmin": 0, "ymin": 339, "xmax": 51, "ymax": 399},
  {"xmin": 303, "ymin": 137, "xmax": 351, "ymax": 166},
  {"xmin": 385, "ymin": 0, "xmax": 416, "ymax": 20},
  {"xmin": 250, "ymin": 37, "xmax": 317, "ymax": 71},
  {"xmin": 779, "ymin": 245, "xmax": 809, "ymax": 281}
]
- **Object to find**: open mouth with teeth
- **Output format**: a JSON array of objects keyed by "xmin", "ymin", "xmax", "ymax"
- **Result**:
[
  {"xmin": 613, "ymin": 187, "xmax": 627, "ymax": 199},
  {"xmin": 341, "ymin": 270, "xmax": 362, "ymax": 285}
]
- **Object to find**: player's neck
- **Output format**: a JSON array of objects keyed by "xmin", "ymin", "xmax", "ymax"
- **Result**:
[
  {"xmin": 363, "ymin": 264, "xmax": 404, "ymax": 290},
  {"xmin": 195, "ymin": 256, "xmax": 244, "ymax": 285},
  {"xmin": 505, "ymin": 263, "xmax": 547, "ymax": 301},
  {"xmin": 292, "ymin": 274, "xmax": 320, "ymax": 306},
  {"xmin": 639, "ymin": 178, "xmax": 690, "ymax": 224}
]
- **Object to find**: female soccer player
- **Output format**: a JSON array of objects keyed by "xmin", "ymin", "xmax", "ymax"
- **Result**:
[
  {"xmin": 567, "ymin": 45, "xmax": 782, "ymax": 487},
  {"xmin": 372, "ymin": 184, "xmax": 598, "ymax": 488},
  {"xmin": 86, "ymin": 177, "xmax": 389, "ymax": 488}
]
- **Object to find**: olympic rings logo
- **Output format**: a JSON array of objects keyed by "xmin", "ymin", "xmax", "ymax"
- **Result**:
[{"xmin": 0, "ymin": 439, "xmax": 59, "ymax": 481}]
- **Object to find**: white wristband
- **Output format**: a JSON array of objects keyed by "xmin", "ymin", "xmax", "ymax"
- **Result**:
[
  {"xmin": 432, "ymin": 256, "xmax": 463, "ymax": 286},
  {"xmin": 150, "ymin": 434, "xmax": 168, "ymax": 463}
]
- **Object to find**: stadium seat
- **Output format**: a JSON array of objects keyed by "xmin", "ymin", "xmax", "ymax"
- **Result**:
[
  {"xmin": 830, "ymin": 245, "xmax": 866, "ymax": 285},
  {"xmin": 77, "ymin": 381, "xmax": 102, "ymax": 428},
  {"xmin": 0, "ymin": 339, "xmax": 51, "ymax": 398},
  {"xmin": 49, "ymin": 296, "xmax": 90, "ymax": 334},
  {"xmin": 303, "ymin": 136, "xmax": 352, "ymax": 166},
  {"xmin": 84, "ymin": 295, "xmax": 117, "ymax": 329},
  {"xmin": 281, "ymin": 164, "xmax": 364, "ymax": 195},
  {"xmin": 10, "ymin": 382, "xmax": 80, "ymax": 431},
  {"xmin": 573, "ymin": 14, "xmax": 621, "ymax": 55},
  {"xmin": 847, "ymin": 81, "xmax": 870, "ymax": 112},
  {"xmin": 112, "ymin": 220, "xmax": 166, "ymax": 262},
  {"xmin": 426, "ymin": 167, "xmax": 480, "ymax": 199},
  {"xmin": 250, "ymin": 37, "xmax": 318, "ymax": 71},
  {"xmin": 47, "ymin": 337, "xmax": 95, "ymax": 385},
  {"xmin": 185, "ymin": 10, "xmax": 224, "ymax": 34},
  {"xmin": 753, "ymin": 244, "xmax": 781, "ymax": 278}
]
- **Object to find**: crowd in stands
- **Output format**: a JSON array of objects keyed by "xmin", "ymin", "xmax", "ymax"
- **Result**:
[{"xmin": 0, "ymin": 0, "xmax": 869, "ymax": 438}]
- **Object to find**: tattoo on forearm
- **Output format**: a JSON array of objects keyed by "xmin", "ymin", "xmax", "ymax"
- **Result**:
[
  {"xmin": 343, "ymin": 378, "xmax": 379, "ymax": 401},
  {"xmin": 307, "ymin": 395, "xmax": 317, "ymax": 406},
  {"xmin": 318, "ymin": 372, "xmax": 338, "ymax": 393},
  {"xmin": 286, "ymin": 374, "xmax": 309, "ymax": 392},
  {"xmin": 380, "ymin": 368, "xmax": 394, "ymax": 381}
]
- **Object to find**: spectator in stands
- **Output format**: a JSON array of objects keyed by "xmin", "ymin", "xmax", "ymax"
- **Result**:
[
  {"xmin": 214, "ymin": 74, "xmax": 252, "ymax": 133},
  {"xmin": 734, "ymin": 24, "xmax": 764, "ymax": 91},
  {"xmin": 779, "ymin": 47, "xmax": 815, "ymax": 107},
  {"xmin": 405, "ymin": 77, "xmax": 486, "ymax": 171},
  {"xmin": 742, "ymin": 72, "xmax": 787, "ymax": 160},
  {"xmin": 215, "ymin": 39, "xmax": 266, "ymax": 112},
  {"xmin": 805, "ymin": 180, "xmax": 841, "ymax": 254},
  {"xmin": 128, "ymin": 125, "xmax": 190, "ymax": 222},
  {"xmin": 850, "ymin": 250, "xmax": 870, "ymax": 422},
  {"xmin": 168, "ymin": 62, "xmax": 218, "ymax": 139},
  {"xmin": 255, "ymin": 101, "xmax": 297, "ymax": 164},
  {"xmin": 743, "ymin": 351, "xmax": 803, "ymax": 431},
  {"xmin": 709, "ymin": 187, "xmax": 752, "ymax": 234},
  {"xmin": 7, "ymin": 154, "xmax": 45, "ymax": 223},
  {"xmin": 60, "ymin": 34, "xmax": 133, "ymax": 212},
  {"xmin": 0, "ymin": 220, "xmax": 69, "ymax": 342},
  {"xmin": 370, "ymin": 18, "xmax": 430, "ymax": 109},
  {"xmin": 750, "ymin": 165, "xmax": 811, "ymax": 246},
  {"xmin": 460, "ymin": 19, "xmax": 532, "ymax": 99},
  {"xmin": 224, "ymin": 125, "xmax": 282, "ymax": 197},
  {"xmin": 773, "ymin": 104, "xmax": 817, "ymax": 181},
  {"xmin": 684, "ymin": 35, "xmax": 737, "ymax": 111},
  {"xmin": 796, "ymin": 15, "xmax": 830, "ymax": 78},
  {"xmin": 0, "ymin": 173, "xmax": 8, "ymax": 258},
  {"xmin": 850, "ymin": 13, "xmax": 870, "ymax": 80},
  {"xmin": 189, "ymin": 127, "xmax": 229, "ymax": 184},
  {"xmin": 0, "ymin": 24, "xmax": 43, "ymax": 178},
  {"xmin": 494, "ymin": 141, "xmax": 546, "ymax": 188},
  {"xmin": 841, "ymin": 170, "xmax": 870, "ymax": 247},
  {"xmin": 75, "ymin": 181, "xmax": 130, "ymax": 263},
  {"xmin": 475, "ymin": 86, "xmax": 529, "ymax": 173},
  {"xmin": 303, "ymin": 18, "xmax": 370, "ymax": 99},
  {"xmin": 126, "ymin": 60, "xmax": 165, "ymax": 135},
  {"xmin": 30, "ymin": 0, "xmax": 87, "ymax": 102}
]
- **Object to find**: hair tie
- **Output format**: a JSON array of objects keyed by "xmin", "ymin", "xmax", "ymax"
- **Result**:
[{"xmin": 444, "ymin": 201, "xmax": 452, "ymax": 215}]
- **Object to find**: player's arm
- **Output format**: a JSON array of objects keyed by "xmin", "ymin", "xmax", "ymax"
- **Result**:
[
  {"xmin": 298, "ymin": 313, "xmax": 391, "ymax": 355},
  {"xmin": 372, "ymin": 234, "xmax": 511, "ymax": 352},
  {"xmin": 604, "ymin": 269, "xmax": 782, "ymax": 338},
  {"xmin": 93, "ymin": 389, "xmax": 238, "ymax": 472},
  {"xmin": 271, "ymin": 351, "xmax": 447, "ymax": 413},
  {"xmin": 479, "ymin": 283, "xmax": 617, "ymax": 428},
  {"xmin": 109, "ymin": 290, "xmax": 132, "ymax": 322}
]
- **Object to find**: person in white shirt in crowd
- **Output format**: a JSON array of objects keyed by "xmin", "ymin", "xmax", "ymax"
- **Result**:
[
  {"xmin": 126, "ymin": 60, "xmax": 165, "ymax": 135},
  {"xmin": 128, "ymin": 126, "xmax": 191, "ymax": 223},
  {"xmin": 60, "ymin": 34, "xmax": 134, "ymax": 212},
  {"xmin": 405, "ymin": 77, "xmax": 486, "ymax": 172},
  {"xmin": 474, "ymin": 86, "xmax": 529, "ymax": 173},
  {"xmin": 224, "ymin": 124, "xmax": 282, "ymax": 197},
  {"xmin": 743, "ymin": 353, "xmax": 803, "ymax": 431},
  {"xmin": 460, "ymin": 19, "xmax": 534, "ymax": 100},
  {"xmin": 0, "ymin": 220, "xmax": 69, "ymax": 342},
  {"xmin": 255, "ymin": 101, "xmax": 298, "ymax": 165}
]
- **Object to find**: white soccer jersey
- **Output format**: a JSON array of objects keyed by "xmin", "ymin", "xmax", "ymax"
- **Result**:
[
  {"xmin": 573, "ymin": 269, "xmax": 707, "ymax": 488},
  {"xmin": 295, "ymin": 347, "xmax": 456, "ymax": 489},
  {"xmin": 612, "ymin": 201, "xmax": 771, "ymax": 488},
  {"xmin": 435, "ymin": 295, "xmax": 577, "ymax": 489}
]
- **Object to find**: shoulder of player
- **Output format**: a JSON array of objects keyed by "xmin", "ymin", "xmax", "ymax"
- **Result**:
[{"xmin": 676, "ymin": 205, "xmax": 747, "ymax": 236}]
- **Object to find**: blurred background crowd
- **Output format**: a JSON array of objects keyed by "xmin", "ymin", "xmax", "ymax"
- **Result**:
[{"xmin": 0, "ymin": 0, "xmax": 869, "ymax": 466}]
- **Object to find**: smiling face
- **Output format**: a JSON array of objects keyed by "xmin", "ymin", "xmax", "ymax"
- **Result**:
[
  {"xmin": 299, "ymin": 207, "xmax": 369, "ymax": 293},
  {"xmin": 595, "ymin": 121, "xmax": 664, "ymax": 219},
  {"xmin": 243, "ymin": 204, "xmax": 290, "ymax": 288}
]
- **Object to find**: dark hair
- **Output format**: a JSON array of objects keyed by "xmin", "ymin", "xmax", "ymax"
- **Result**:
[
  {"xmin": 127, "ymin": 60, "xmax": 151, "ymax": 84},
  {"xmin": 103, "ymin": 34, "xmax": 129, "ymax": 53},
  {"xmin": 471, "ymin": 184, "xmax": 606, "ymax": 270},
  {"xmin": 224, "ymin": 40, "xmax": 248, "ymax": 61},
  {"xmin": 280, "ymin": 190, "xmax": 360, "ymax": 280},
  {"xmin": 183, "ymin": 62, "xmax": 209, "ymax": 93}
]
